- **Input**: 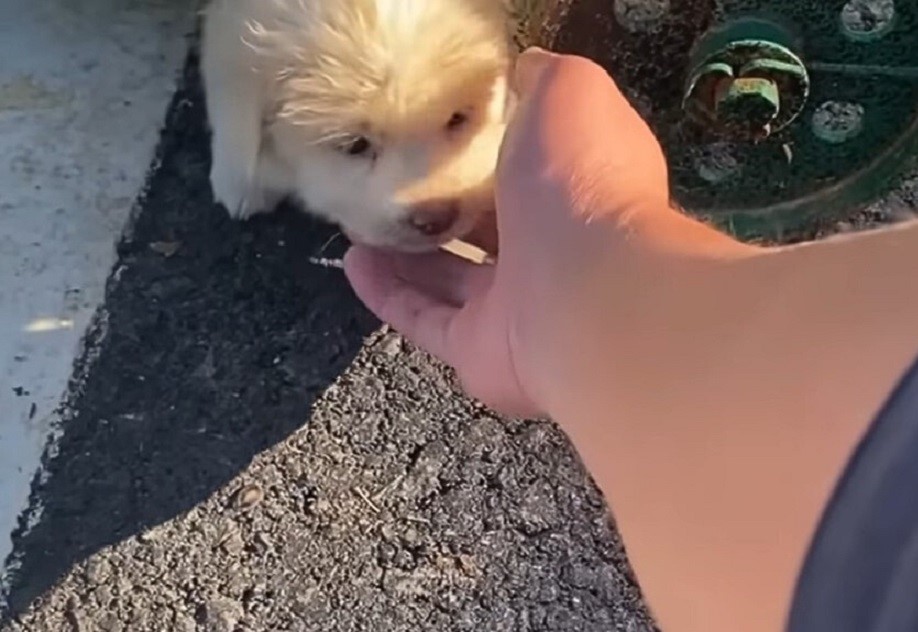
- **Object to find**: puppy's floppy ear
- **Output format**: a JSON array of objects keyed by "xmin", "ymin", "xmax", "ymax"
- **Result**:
[{"xmin": 468, "ymin": 0, "xmax": 515, "ymax": 16}]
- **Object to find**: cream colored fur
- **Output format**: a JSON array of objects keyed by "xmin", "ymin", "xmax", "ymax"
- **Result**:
[{"xmin": 201, "ymin": 0, "xmax": 514, "ymax": 251}]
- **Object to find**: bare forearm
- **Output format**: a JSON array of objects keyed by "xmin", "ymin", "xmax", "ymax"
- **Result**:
[{"xmin": 546, "ymin": 219, "xmax": 918, "ymax": 632}]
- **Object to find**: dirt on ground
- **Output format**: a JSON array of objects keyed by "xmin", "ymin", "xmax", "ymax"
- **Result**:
[
  {"xmin": 1, "ymin": 51, "xmax": 652, "ymax": 632},
  {"xmin": 3, "ymin": 5, "xmax": 917, "ymax": 629}
]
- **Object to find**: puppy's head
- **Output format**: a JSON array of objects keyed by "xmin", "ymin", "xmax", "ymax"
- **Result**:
[{"xmin": 252, "ymin": 0, "xmax": 513, "ymax": 251}]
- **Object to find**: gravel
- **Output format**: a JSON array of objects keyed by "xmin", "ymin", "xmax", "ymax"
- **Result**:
[{"xmin": 0, "ymin": 47, "xmax": 653, "ymax": 632}]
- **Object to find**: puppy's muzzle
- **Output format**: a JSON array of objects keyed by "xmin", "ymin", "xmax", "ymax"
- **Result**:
[{"xmin": 406, "ymin": 200, "xmax": 461, "ymax": 237}]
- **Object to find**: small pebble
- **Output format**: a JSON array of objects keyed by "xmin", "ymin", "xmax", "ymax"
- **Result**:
[
  {"xmin": 149, "ymin": 241, "xmax": 181, "ymax": 257},
  {"xmin": 203, "ymin": 597, "xmax": 244, "ymax": 632},
  {"xmin": 457, "ymin": 554, "xmax": 479, "ymax": 577},
  {"xmin": 219, "ymin": 530, "xmax": 245, "ymax": 556},
  {"xmin": 380, "ymin": 334, "xmax": 403, "ymax": 357},
  {"xmin": 233, "ymin": 484, "xmax": 264, "ymax": 510}
]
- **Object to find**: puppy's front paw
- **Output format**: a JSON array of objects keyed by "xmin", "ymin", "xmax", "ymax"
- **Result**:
[{"xmin": 210, "ymin": 164, "xmax": 266, "ymax": 220}]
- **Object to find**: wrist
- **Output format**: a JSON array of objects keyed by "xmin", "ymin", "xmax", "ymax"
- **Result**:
[
  {"xmin": 529, "ymin": 206, "xmax": 763, "ymax": 419},
  {"xmin": 530, "ymin": 219, "xmax": 918, "ymax": 632}
]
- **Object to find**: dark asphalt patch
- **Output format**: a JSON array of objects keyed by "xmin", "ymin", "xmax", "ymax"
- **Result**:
[
  {"xmin": 1, "ymin": 49, "xmax": 653, "ymax": 631},
  {"xmin": 1, "ymin": 48, "xmax": 374, "ymax": 621}
]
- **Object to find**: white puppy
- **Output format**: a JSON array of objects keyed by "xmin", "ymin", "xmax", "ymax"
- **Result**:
[{"xmin": 201, "ymin": 0, "xmax": 514, "ymax": 251}]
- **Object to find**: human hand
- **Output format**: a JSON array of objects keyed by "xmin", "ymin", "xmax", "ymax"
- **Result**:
[
  {"xmin": 344, "ymin": 48, "xmax": 752, "ymax": 418},
  {"xmin": 345, "ymin": 48, "xmax": 918, "ymax": 632}
]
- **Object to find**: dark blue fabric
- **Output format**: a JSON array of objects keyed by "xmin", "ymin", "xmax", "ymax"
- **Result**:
[{"xmin": 788, "ymin": 356, "xmax": 918, "ymax": 632}]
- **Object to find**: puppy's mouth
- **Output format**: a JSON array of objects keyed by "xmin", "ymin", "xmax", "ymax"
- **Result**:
[
  {"xmin": 340, "ymin": 215, "xmax": 484, "ymax": 254},
  {"xmin": 462, "ymin": 210, "xmax": 498, "ymax": 255},
  {"xmin": 343, "ymin": 232, "xmax": 455, "ymax": 254}
]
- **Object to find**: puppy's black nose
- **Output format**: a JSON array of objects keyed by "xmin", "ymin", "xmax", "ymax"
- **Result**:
[{"xmin": 407, "ymin": 201, "xmax": 460, "ymax": 237}]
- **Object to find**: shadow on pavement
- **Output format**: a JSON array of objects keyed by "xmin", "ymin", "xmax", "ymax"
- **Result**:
[{"xmin": 1, "ymin": 50, "xmax": 377, "ymax": 621}]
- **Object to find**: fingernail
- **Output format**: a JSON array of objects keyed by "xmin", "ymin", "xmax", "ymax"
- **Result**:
[{"xmin": 513, "ymin": 47, "xmax": 557, "ymax": 95}]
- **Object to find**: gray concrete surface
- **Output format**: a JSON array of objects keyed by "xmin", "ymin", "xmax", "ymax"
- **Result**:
[
  {"xmin": 0, "ymin": 52, "xmax": 654, "ymax": 631},
  {"xmin": 0, "ymin": 0, "xmax": 193, "ymax": 572}
]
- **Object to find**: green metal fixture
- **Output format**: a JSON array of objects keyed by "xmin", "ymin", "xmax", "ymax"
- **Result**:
[
  {"xmin": 683, "ymin": 18, "xmax": 810, "ymax": 141},
  {"xmin": 519, "ymin": 0, "xmax": 918, "ymax": 240}
]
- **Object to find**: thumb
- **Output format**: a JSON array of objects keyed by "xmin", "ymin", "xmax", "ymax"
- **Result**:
[
  {"xmin": 507, "ymin": 49, "xmax": 671, "ymax": 215},
  {"xmin": 512, "ymin": 47, "xmax": 560, "ymax": 98}
]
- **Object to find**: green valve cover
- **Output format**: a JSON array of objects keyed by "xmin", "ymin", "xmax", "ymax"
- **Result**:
[{"xmin": 515, "ymin": 0, "xmax": 918, "ymax": 240}]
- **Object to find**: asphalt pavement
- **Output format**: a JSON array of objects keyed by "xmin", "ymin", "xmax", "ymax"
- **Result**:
[
  {"xmin": 0, "ymin": 48, "xmax": 654, "ymax": 632},
  {"xmin": 3, "ymin": 16, "xmax": 917, "ymax": 629}
]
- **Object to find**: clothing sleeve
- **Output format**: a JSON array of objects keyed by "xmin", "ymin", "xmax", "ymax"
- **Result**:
[{"xmin": 788, "ymin": 355, "xmax": 918, "ymax": 632}]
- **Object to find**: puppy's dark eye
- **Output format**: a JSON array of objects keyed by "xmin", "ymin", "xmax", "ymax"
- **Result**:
[
  {"xmin": 344, "ymin": 136, "xmax": 373, "ymax": 157},
  {"xmin": 446, "ymin": 111, "xmax": 468, "ymax": 131}
]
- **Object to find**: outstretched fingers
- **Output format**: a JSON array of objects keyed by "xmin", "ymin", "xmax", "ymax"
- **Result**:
[
  {"xmin": 388, "ymin": 250, "xmax": 493, "ymax": 307},
  {"xmin": 343, "ymin": 246, "xmax": 483, "ymax": 367}
]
